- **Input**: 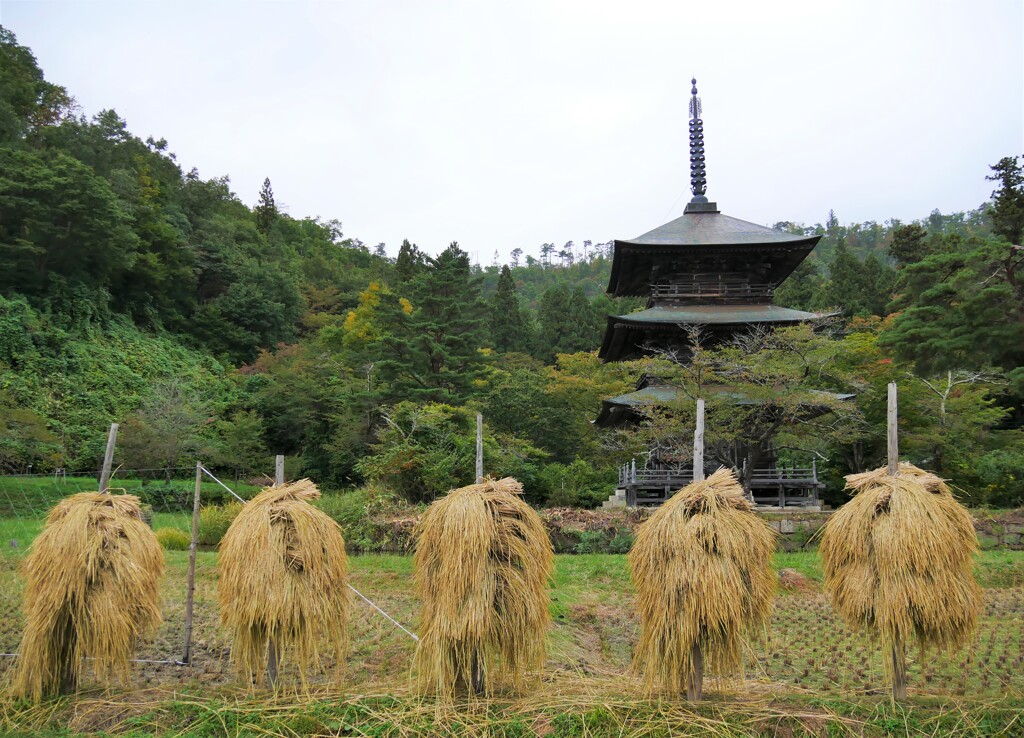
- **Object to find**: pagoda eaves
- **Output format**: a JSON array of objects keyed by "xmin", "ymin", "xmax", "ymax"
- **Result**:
[{"xmin": 607, "ymin": 212, "xmax": 820, "ymax": 297}]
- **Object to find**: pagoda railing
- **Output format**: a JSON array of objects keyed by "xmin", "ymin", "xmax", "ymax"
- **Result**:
[
  {"xmin": 649, "ymin": 281, "xmax": 775, "ymax": 302},
  {"xmin": 618, "ymin": 460, "xmax": 818, "ymax": 487}
]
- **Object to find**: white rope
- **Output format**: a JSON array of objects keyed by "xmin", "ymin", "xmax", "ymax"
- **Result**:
[
  {"xmin": 347, "ymin": 584, "xmax": 419, "ymax": 642},
  {"xmin": 197, "ymin": 465, "xmax": 419, "ymax": 643},
  {"xmin": 199, "ymin": 466, "xmax": 247, "ymax": 503}
]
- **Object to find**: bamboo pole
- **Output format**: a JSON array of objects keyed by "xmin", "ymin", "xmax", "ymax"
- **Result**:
[
  {"xmin": 182, "ymin": 461, "xmax": 203, "ymax": 665},
  {"xmin": 886, "ymin": 381, "xmax": 908, "ymax": 699},
  {"xmin": 98, "ymin": 422, "xmax": 119, "ymax": 493}
]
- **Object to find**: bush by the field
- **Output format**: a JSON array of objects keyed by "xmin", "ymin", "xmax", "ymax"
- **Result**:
[
  {"xmin": 197, "ymin": 502, "xmax": 244, "ymax": 546},
  {"xmin": 155, "ymin": 527, "xmax": 191, "ymax": 551},
  {"xmin": 315, "ymin": 486, "xmax": 419, "ymax": 552}
]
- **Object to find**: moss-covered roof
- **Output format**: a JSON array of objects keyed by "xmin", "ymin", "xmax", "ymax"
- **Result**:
[{"xmin": 609, "ymin": 304, "xmax": 822, "ymax": 326}]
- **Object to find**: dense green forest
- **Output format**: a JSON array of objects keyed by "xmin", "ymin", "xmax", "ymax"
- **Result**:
[{"xmin": 2, "ymin": 27, "xmax": 1022, "ymax": 507}]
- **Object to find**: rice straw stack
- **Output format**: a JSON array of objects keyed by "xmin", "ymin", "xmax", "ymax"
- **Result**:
[
  {"xmin": 820, "ymin": 463, "xmax": 982, "ymax": 662},
  {"xmin": 218, "ymin": 479, "xmax": 350, "ymax": 688},
  {"xmin": 13, "ymin": 493, "xmax": 164, "ymax": 700},
  {"xmin": 629, "ymin": 467, "xmax": 777, "ymax": 695},
  {"xmin": 412, "ymin": 477, "xmax": 553, "ymax": 697}
]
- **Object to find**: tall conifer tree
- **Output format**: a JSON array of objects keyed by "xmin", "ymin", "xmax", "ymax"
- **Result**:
[
  {"xmin": 395, "ymin": 239, "xmax": 427, "ymax": 284},
  {"xmin": 254, "ymin": 177, "xmax": 277, "ymax": 235},
  {"xmin": 490, "ymin": 265, "xmax": 532, "ymax": 353}
]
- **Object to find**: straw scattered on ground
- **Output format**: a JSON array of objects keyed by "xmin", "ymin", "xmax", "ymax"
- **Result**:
[
  {"xmin": 412, "ymin": 477, "xmax": 553, "ymax": 697},
  {"xmin": 218, "ymin": 479, "xmax": 350, "ymax": 688},
  {"xmin": 628, "ymin": 467, "xmax": 778, "ymax": 695},
  {"xmin": 819, "ymin": 463, "xmax": 983, "ymax": 660},
  {"xmin": 12, "ymin": 493, "xmax": 164, "ymax": 701}
]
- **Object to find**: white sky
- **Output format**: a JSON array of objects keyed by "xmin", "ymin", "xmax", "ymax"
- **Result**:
[{"xmin": 3, "ymin": 0, "xmax": 1022, "ymax": 261}]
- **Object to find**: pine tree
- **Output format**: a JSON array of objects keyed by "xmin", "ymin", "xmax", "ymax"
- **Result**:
[
  {"xmin": 536, "ymin": 284, "xmax": 601, "ymax": 362},
  {"xmin": 888, "ymin": 223, "xmax": 933, "ymax": 267},
  {"xmin": 395, "ymin": 239, "xmax": 426, "ymax": 284},
  {"xmin": 405, "ymin": 242, "xmax": 488, "ymax": 400},
  {"xmin": 987, "ymin": 156, "xmax": 1024, "ymax": 244},
  {"xmin": 254, "ymin": 177, "xmax": 277, "ymax": 235},
  {"xmin": 773, "ymin": 258, "xmax": 822, "ymax": 311},
  {"xmin": 490, "ymin": 265, "xmax": 532, "ymax": 353}
]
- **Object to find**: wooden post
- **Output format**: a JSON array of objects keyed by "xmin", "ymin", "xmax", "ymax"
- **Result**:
[
  {"xmin": 475, "ymin": 413, "xmax": 484, "ymax": 482},
  {"xmin": 267, "ymin": 638, "xmax": 279, "ymax": 689},
  {"xmin": 887, "ymin": 382, "xmax": 899, "ymax": 476},
  {"xmin": 98, "ymin": 422, "xmax": 119, "ymax": 493},
  {"xmin": 686, "ymin": 642, "xmax": 703, "ymax": 702},
  {"xmin": 182, "ymin": 461, "xmax": 203, "ymax": 665},
  {"xmin": 886, "ymin": 381, "xmax": 908, "ymax": 699},
  {"xmin": 471, "ymin": 650, "xmax": 484, "ymax": 694},
  {"xmin": 688, "ymin": 399, "xmax": 706, "ymax": 700},
  {"xmin": 693, "ymin": 399, "xmax": 705, "ymax": 482},
  {"xmin": 891, "ymin": 639, "xmax": 907, "ymax": 700},
  {"xmin": 269, "ymin": 454, "xmax": 284, "ymax": 686}
]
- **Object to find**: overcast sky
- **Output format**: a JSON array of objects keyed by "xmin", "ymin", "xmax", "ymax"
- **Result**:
[{"xmin": 3, "ymin": 0, "xmax": 1022, "ymax": 261}]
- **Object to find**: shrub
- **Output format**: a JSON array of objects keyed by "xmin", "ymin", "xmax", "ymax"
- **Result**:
[
  {"xmin": 356, "ymin": 402, "xmax": 547, "ymax": 504},
  {"xmin": 972, "ymin": 449, "xmax": 1024, "ymax": 508},
  {"xmin": 573, "ymin": 530, "xmax": 608, "ymax": 554},
  {"xmin": 609, "ymin": 531, "xmax": 634, "ymax": 554},
  {"xmin": 155, "ymin": 527, "xmax": 190, "ymax": 551},
  {"xmin": 198, "ymin": 501, "xmax": 243, "ymax": 546},
  {"xmin": 540, "ymin": 459, "xmax": 615, "ymax": 508},
  {"xmin": 316, "ymin": 486, "xmax": 420, "ymax": 552},
  {"xmin": 316, "ymin": 490, "xmax": 371, "ymax": 531}
]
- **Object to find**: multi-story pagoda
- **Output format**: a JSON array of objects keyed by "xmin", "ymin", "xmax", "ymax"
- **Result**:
[{"xmin": 597, "ymin": 80, "xmax": 835, "ymax": 508}]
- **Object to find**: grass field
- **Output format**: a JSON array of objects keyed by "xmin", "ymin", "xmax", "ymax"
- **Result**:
[
  {"xmin": 1, "ymin": 545, "xmax": 1023, "ymax": 736},
  {"xmin": 0, "ymin": 475, "xmax": 264, "ymax": 549}
]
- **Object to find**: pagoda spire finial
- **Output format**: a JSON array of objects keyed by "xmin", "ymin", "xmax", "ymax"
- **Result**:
[
  {"xmin": 689, "ymin": 78, "xmax": 706, "ymax": 199},
  {"xmin": 684, "ymin": 78, "xmax": 718, "ymax": 213}
]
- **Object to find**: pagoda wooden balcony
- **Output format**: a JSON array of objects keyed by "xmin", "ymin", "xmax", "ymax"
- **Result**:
[
  {"xmin": 616, "ymin": 461, "xmax": 821, "ymax": 509},
  {"xmin": 649, "ymin": 281, "xmax": 775, "ymax": 304}
]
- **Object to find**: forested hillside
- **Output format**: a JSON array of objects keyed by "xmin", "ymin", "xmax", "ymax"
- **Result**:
[{"xmin": 2, "ymin": 27, "xmax": 1022, "ymax": 507}]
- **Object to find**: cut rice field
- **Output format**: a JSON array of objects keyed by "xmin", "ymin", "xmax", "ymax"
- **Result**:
[{"xmin": 1, "ymin": 546, "xmax": 1023, "ymax": 735}]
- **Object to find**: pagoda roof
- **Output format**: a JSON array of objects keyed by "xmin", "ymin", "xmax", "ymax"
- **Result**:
[
  {"xmin": 607, "ymin": 212, "xmax": 820, "ymax": 296},
  {"xmin": 626, "ymin": 211, "xmax": 814, "ymax": 247},
  {"xmin": 610, "ymin": 303, "xmax": 821, "ymax": 328},
  {"xmin": 594, "ymin": 384, "xmax": 854, "ymax": 427},
  {"xmin": 598, "ymin": 304, "xmax": 829, "ymax": 361}
]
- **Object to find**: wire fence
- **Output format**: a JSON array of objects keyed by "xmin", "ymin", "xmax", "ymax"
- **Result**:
[{"xmin": 0, "ymin": 461, "xmax": 418, "ymax": 687}]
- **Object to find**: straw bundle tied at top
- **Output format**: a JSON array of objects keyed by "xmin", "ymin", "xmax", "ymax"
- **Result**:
[
  {"xmin": 412, "ymin": 477, "xmax": 553, "ymax": 697},
  {"xmin": 629, "ymin": 467, "xmax": 777, "ymax": 694},
  {"xmin": 820, "ymin": 463, "xmax": 982, "ymax": 655},
  {"xmin": 13, "ymin": 493, "xmax": 164, "ymax": 701},
  {"xmin": 218, "ymin": 479, "xmax": 350, "ymax": 687}
]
